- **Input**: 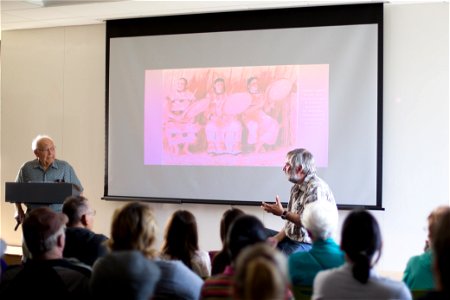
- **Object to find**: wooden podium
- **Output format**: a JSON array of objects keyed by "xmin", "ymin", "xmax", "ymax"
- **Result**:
[{"xmin": 5, "ymin": 182, "xmax": 81, "ymax": 205}]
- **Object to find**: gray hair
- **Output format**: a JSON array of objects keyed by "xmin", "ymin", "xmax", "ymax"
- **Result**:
[
  {"xmin": 302, "ymin": 200, "xmax": 338, "ymax": 240},
  {"xmin": 31, "ymin": 134, "xmax": 54, "ymax": 151},
  {"xmin": 287, "ymin": 148, "xmax": 316, "ymax": 175},
  {"xmin": 27, "ymin": 225, "xmax": 65, "ymax": 258}
]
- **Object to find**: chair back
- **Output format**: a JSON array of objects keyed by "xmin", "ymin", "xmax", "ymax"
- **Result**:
[
  {"xmin": 1, "ymin": 263, "xmax": 70, "ymax": 299},
  {"xmin": 292, "ymin": 285, "xmax": 313, "ymax": 300}
]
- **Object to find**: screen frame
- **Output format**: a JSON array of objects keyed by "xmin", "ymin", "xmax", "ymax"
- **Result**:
[{"xmin": 104, "ymin": 3, "xmax": 384, "ymax": 210}]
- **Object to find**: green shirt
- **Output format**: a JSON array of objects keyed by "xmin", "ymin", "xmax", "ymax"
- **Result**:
[
  {"xmin": 288, "ymin": 238, "xmax": 345, "ymax": 286},
  {"xmin": 402, "ymin": 249, "xmax": 435, "ymax": 290}
]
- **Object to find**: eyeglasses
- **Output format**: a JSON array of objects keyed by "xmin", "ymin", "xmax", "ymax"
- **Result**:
[{"xmin": 38, "ymin": 146, "xmax": 56, "ymax": 153}]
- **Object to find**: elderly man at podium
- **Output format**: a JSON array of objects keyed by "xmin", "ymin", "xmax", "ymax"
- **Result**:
[{"xmin": 14, "ymin": 134, "xmax": 83, "ymax": 226}]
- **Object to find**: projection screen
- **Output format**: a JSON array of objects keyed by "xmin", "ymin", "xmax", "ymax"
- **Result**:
[{"xmin": 105, "ymin": 3, "xmax": 384, "ymax": 209}]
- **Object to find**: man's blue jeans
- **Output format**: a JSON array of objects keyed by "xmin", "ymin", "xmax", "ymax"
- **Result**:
[{"xmin": 265, "ymin": 228, "xmax": 312, "ymax": 255}]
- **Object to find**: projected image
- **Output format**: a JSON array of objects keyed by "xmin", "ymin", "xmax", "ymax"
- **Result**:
[{"xmin": 144, "ymin": 65, "xmax": 329, "ymax": 167}]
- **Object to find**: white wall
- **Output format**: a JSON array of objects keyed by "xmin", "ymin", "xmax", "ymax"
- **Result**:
[{"xmin": 0, "ymin": 3, "xmax": 448, "ymax": 276}]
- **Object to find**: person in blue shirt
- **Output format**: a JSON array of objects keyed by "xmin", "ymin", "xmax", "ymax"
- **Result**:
[
  {"xmin": 14, "ymin": 134, "xmax": 83, "ymax": 225},
  {"xmin": 288, "ymin": 199, "xmax": 344, "ymax": 286}
]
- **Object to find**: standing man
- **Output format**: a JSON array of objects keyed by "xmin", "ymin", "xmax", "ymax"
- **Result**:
[
  {"xmin": 261, "ymin": 148, "xmax": 336, "ymax": 255},
  {"xmin": 14, "ymin": 134, "xmax": 83, "ymax": 225}
]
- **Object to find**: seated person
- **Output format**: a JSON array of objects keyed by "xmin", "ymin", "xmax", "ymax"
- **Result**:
[
  {"xmin": 90, "ymin": 250, "xmax": 161, "ymax": 300},
  {"xmin": 201, "ymin": 215, "xmax": 268, "ymax": 299},
  {"xmin": 204, "ymin": 78, "xmax": 243, "ymax": 155},
  {"xmin": 288, "ymin": 200, "xmax": 344, "ymax": 286},
  {"xmin": 62, "ymin": 195, "xmax": 108, "ymax": 266},
  {"xmin": 242, "ymin": 77, "xmax": 279, "ymax": 153},
  {"xmin": 164, "ymin": 77, "xmax": 200, "ymax": 155},
  {"xmin": 418, "ymin": 208, "xmax": 450, "ymax": 300},
  {"xmin": 0, "ymin": 239, "xmax": 6, "ymax": 278},
  {"xmin": 108, "ymin": 202, "xmax": 203, "ymax": 300},
  {"xmin": 0, "ymin": 207, "xmax": 91, "ymax": 299},
  {"xmin": 403, "ymin": 205, "xmax": 450, "ymax": 291},
  {"xmin": 312, "ymin": 209, "xmax": 411, "ymax": 300},
  {"xmin": 234, "ymin": 243, "xmax": 292, "ymax": 300},
  {"xmin": 161, "ymin": 210, "xmax": 211, "ymax": 278},
  {"xmin": 211, "ymin": 208, "xmax": 245, "ymax": 275}
]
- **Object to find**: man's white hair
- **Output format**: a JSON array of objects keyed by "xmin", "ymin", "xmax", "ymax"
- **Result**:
[
  {"xmin": 31, "ymin": 134, "xmax": 54, "ymax": 151},
  {"xmin": 302, "ymin": 200, "xmax": 338, "ymax": 240}
]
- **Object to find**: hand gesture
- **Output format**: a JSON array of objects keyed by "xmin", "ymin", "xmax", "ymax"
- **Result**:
[{"xmin": 261, "ymin": 195, "xmax": 284, "ymax": 216}]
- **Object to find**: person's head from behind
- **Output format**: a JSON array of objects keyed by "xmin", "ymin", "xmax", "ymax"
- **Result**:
[
  {"xmin": 430, "ymin": 207, "xmax": 450, "ymax": 293},
  {"xmin": 108, "ymin": 202, "xmax": 158, "ymax": 259},
  {"xmin": 340, "ymin": 209, "xmax": 382, "ymax": 284},
  {"xmin": 227, "ymin": 215, "xmax": 268, "ymax": 263},
  {"xmin": 220, "ymin": 208, "xmax": 245, "ymax": 244},
  {"xmin": 63, "ymin": 195, "xmax": 96, "ymax": 230},
  {"xmin": 90, "ymin": 250, "xmax": 161, "ymax": 300},
  {"xmin": 426, "ymin": 206, "xmax": 450, "ymax": 247},
  {"xmin": 234, "ymin": 243, "xmax": 288, "ymax": 300},
  {"xmin": 32, "ymin": 134, "xmax": 56, "ymax": 168},
  {"xmin": 23, "ymin": 207, "xmax": 68, "ymax": 260},
  {"xmin": 161, "ymin": 210, "xmax": 199, "ymax": 267},
  {"xmin": 283, "ymin": 148, "xmax": 316, "ymax": 184},
  {"xmin": 302, "ymin": 200, "xmax": 338, "ymax": 242}
]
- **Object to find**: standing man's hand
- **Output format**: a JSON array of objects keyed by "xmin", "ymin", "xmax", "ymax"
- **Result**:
[
  {"xmin": 14, "ymin": 204, "xmax": 25, "ymax": 230},
  {"xmin": 261, "ymin": 195, "xmax": 285, "ymax": 216}
]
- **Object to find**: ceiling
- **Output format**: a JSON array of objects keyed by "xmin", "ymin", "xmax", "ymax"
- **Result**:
[
  {"xmin": 0, "ymin": 0, "xmax": 369, "ymax": 32},
  {"xmin": 0, "ymin": 0, "xmax": 444, "ymax": 33},
  {"xmin": 0, "ymin": 0, "xmax": 349, "ymax": 32}
]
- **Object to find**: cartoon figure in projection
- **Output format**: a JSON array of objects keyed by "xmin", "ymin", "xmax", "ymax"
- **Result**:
[
  {"xmin": 164, "ymin": 77, "xmax": 202, "ymax": 155},
  {"xmin": 242, "ymin": 77, "xmax": 280, "ymax": 153},
  {"xmin": 204, "ymin": 78, "xmax": 243, "ymax": 155}
]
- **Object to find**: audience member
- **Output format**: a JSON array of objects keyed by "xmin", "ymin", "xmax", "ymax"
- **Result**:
[
  {"xmin": 211, "ymin": 207, "xmax": 245, "ymax": 275},
  {"xmin": 62, "ymin": 195, "xmax": 109, "ymax": 266},
  {"xmin": 235, "ymin": 243, "xmax": 291, "ymax": 300},
  {"xmin": 90, "ymin": 250, "xmax": 161, "ymax": 300},
  {"xmin": 161, "ymin": 210, "xmax": 211, "ymax": 278},
  {"xmin": 108, "ymin": 202, "xmax": 203, "ymax": 300},
  {"xmin": 0, "ymin": 207, "xmax": 91, "ymax": 299},
  {"xmin": 419, "ymin": 207, "xmax": 450, "ymax": 300},
  {"xmin": 403, "ymin": 206, "xmax": 450, "ymax": 291},
  {"xmin": 288, "ymin": 199, "xmax": 344, "ymax": 286},
  {"xmin": 201, "ymin": 214, "xmax": 268, "ymax": 299},
  {"xmin": 312, "ymin": 209, "xmax": 412, "ymax": 300},
  {"xmin": 262, "ymin": 148, "xmax": 336, "ymax": 255},
  {"xmin": 0, "ymin": 239, "xmax": 6, "ymax": 279}
]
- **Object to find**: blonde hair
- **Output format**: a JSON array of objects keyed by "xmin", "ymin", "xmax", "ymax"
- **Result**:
[
  {"xmin": 234, "ymin": 243, "xmax": 289, "ymax": 300},
  {"xmin": 108, "ymin": 202, "xmax": 159, "ymax": 259}
]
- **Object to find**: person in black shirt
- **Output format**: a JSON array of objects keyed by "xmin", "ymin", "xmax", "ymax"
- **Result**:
[{"xmin": 62, "ymin": 195, "xmax": 108, "ymax": 266}]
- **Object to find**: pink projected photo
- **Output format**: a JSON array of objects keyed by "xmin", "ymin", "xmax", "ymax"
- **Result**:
[{"xmin": 144, "ymin": 65, "xmax": 329, "ymax": 167}]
